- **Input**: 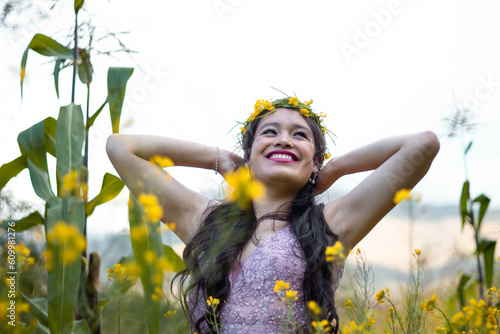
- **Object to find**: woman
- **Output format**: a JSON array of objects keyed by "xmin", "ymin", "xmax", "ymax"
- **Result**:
[{"xmin": 106, "ymin": 97, "xmax": 440, "ymax": 333}]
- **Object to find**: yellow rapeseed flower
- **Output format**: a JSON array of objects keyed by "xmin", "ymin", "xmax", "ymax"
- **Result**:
[
  {"xmin": 106, "ymin": 263, "xmax": 133, "ymax": 283},
  {"xmin": 393, "ymin": 188, "xmax": 412, "ymax": 204},
  {"xmin": 344, "ymin": 299, "xmax": 352, "ymax": 308},
  {"xmin": 46, "ymin": 222, "xmax": 86, "ymax": 268},
  {"xmin": 285, "ymin": 289, "xmax": 298, "ymax": 301},
  {"xmin": 130, "ymin": 225, "xmax": 149, "ymax": 242},
  {"xmin": 325, "ymin": 241, "xmax": 344, "ymax": 262},
  {"xmin": 151, "ymin": 286, "xmax": 163, "ymax": 302},
  {"xmin": 308, "ymin": 300, "xmax": 322, "ymax": 315},
  {"xmin": 138, "ymin": 194, "xmax": 163, "ymax": 222},
  {"xmin": 164, "ymin": 310, "xmax": 177, "ymax": 317},
  {"xmin": 312, "ymin": 319, "xmax": 329, "ymax": 330},
  {"xmin": 414, "ymin": 249, "xmax": 422, "ymax": 256},
  {"xmin": 376, "ymin": 289, "xmax": 385, "ymax": 303},
  {"xmin": 62, "ymin": 248, "xmax": 80, "ymax": 264},
  {"xmin": 274, "ymin": 280, "xmax": 290, "ymax": 293},
  {"xmin": 225, "ymin": 167, "xmax": 265, "ymax": 209},
  {"xmin": 61, "ymin": 170, "xmax": 81, "ymax": 195},
  {"xmin": 207, "ymin": 296, "xmax": 220, "ymax": 307},
  {"xmin": 342, "ymin": 321, "xmax": 358, "ymax": 333},
  {"xmin": 149, "ymin": 155, "xmax": 174, "ymax": 168},
  {"xmin": 143, "ymin": 250, "xmax": 156, "ymax": 264}
]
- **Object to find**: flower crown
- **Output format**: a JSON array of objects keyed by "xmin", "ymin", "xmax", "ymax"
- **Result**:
[{"xmin": 238, "ymin": 97, "xmax": 332, "ymax": 159}]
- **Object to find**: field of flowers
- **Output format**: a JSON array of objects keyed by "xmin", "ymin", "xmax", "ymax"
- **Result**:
[{"xmin": 1, "ymin": 1, "xmax": 499, "ymax": 333}]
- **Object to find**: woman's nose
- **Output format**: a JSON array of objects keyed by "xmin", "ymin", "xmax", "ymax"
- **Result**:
[{"xmin": 274, "ymin": 133, "xmax": 293, "ymax": 148}]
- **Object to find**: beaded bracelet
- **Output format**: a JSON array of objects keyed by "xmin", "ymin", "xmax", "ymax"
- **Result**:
[{"xmin": 215, "ymin": 146, "xmax": 220, "ymax": 175}]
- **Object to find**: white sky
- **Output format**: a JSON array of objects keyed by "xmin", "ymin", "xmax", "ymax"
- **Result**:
[{"xmin": 1, "ymin": 0, "xmax": 500, "ymax": 237}]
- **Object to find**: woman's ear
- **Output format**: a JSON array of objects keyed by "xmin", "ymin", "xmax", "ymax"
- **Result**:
[{"xmin": 313, "ymin": 164, "xmax": 320, "ymax": 174}]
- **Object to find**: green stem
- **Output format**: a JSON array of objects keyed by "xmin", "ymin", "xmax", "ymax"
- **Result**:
[
  {"xmin": 82, "ymin": 85, "xmax": 90, "ymax": 259},
  {"xmin": 387, "ymin": 299, "xmax": 405, "ymax": 334},
  {"xmin": 71, "ymin": 14, "xmax": 78, "ymax": 104},
  {"xmin": 118, "ymin": 293, "xmax": 121, "ymax": 334},
  {"xmin": 435, "ymin": 306, "xmax": 453, "ymax": 333},
  {"xmin": 474, "ymin": 227, "xmax": 484, "ymax": 300}
]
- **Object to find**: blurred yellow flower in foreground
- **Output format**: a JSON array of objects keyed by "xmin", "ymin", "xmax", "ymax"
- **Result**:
[
  {"xmin": 138, "ymin": 194, "xmax": 163, "ymax": 222},
  {"xmin": 393, "ymin": 188, "xmax": 412, "ymax": 204},
  {"xmin": 46, "ymin": 222, "xmax": 86, "ymax": 270},
  {"xmin": 149, "ymin": 155, "xmax": 174, "ymax": 168},
  {"xmin": 312, "ymin": 319, "xmax": 329, "ymax": 330},
  {"xmin": 61, "ymin": 170, "xmax": 81, "ymax": 195},
  {"xmin": 308, "ymin": 300, "xmax": 322, "ymax": 315},
  {"xmin": 274, "ymin": 280, "xmax": 290, "ymax": 293},
  {"xmin": 283, "ymin": 289, "xmax": 298, "ymax": 301},
  {"xmin": 325, "ymin": 241, "xmax": 344, "ymax": 262},
  {"xmin": 225, "ymin": 167, "xmax": 265, "ymax": 209}
]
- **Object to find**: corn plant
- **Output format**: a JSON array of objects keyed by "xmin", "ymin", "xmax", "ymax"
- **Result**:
[
  {"xmin": 0, "ymin": 0, "xmax": 136, "ymax": 332},
  {"xmin": 445, "ymin": 93, "xmax": 496, "ymax": 304}
]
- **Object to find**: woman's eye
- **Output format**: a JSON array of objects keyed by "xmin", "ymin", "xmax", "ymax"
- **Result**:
[
  {"xmin": 294, "ymin": 131, "xmax": 308, "ymax": 139},
  {"xmin": 262, "ymin": 129, "xmax": 277, "ymax": 135}
]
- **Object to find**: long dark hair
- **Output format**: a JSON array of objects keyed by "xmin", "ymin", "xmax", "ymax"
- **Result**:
[{"xmin": 172, "ymin": 107, "xmax": 340, "ymax": 333}]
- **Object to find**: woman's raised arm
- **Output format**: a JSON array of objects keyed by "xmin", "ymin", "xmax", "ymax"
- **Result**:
[
  {"xmin": 320, "ymin": 131, "xmax": 440, "ymax": 251},
  {"xmin": 106, "ymin": 134, "xmax": 240, "ymax": 244}
]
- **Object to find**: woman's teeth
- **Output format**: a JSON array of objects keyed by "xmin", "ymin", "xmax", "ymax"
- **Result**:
[{"xmin": 269, "ymin": 154, "xmax": 294, "ymax": 160}]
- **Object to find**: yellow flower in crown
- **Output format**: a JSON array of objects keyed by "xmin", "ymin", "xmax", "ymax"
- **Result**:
[{"xmin": 237, "ymin": 96, "xmax": 333, "ymax": 160}]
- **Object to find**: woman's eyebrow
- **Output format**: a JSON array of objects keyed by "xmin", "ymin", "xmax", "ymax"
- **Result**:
[
  {"xmin": 259, "ymin": 121, "xmax": 280, "ymax": 129},
  {"xmin": 259, "ymin": 122, "xmax": 311, "ymax": 132}
]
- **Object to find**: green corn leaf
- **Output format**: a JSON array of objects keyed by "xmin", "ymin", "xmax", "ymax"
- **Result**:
[
  {"xmin": 71, "ymin": 319, "xmax": 92, "ymax": 334},
  {"xmin": 128, "ymin": 193, "xmax": 163, "ymax": 334},
  {"xmin": 74, "ymin": 0, "xmax": 84, "ymax": 15},
  {"xmin": 53, "ymin": 58, "xmax": 65, "ymax": 99},
  {"xmin": 163, "ymin": 244, "xmax": 185, "ymax": 272},
  {"xmin": 20, "ymin": 34, "xmax": 78, "ymax": 99},
  {"xmin": 108, "ymin": 67, "xmax": 134, "ymax": 133},
  {"xmin": 44, "ymin": 116, "xmax": 57, "ymax": 157},
  {"xmin": 20, "ymin": 292, "xmax": 48, "ymax": 327},
  {"xmin": 456, "ymin": 274, "xmax": 471, "ymax": 309},
  {"xmin": 472, "ymin": 194, "xmax": 490, "ymax": 230},
  {"xmin": 36, "ymin": 323, "xmax": 51, "ymax": 333},
  {"xmin": 85, "ymin": 100, "xmax": 108, "ymax": 130},
  {"xmin": 18, "ymin": 119, "xmax": 54, "ymax": 201},
  {"xmin": 56, "ymin": 104, "xmax": 84, "ymax": 222},
  {"xmin": 1, "ymin": 211, "xmax": 44, "ymax": 232},
  {"xmin": 45, "ymin": 196, "xmax": 85, "ymax": 334},
  {"xmin": 56, "ymin": 103, "xmax": 84, "ymax": 189},
  {"xmin": 0, "ymin": 155, "xmax": 27, "ymax": 192},
  {"xmin": 459, "ymin": 180, "xmax": 471, "ymax": 230},
  {"xmin": 85, "ymin": 173, "xmax": 125, "ymax": 216},
  {"xmin": 77, "ymin": 49, "xmax": 93, "ymax": 87},
  {"xmin": 464, "ymin": 141, "xmax": 473, "ymax": 155},
  {"xmin": 477, "ymin": 239, "xmax": 496, "ymax": 288}
]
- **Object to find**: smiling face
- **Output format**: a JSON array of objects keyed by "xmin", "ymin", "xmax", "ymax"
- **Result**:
[{"xmin": 248, "ymin": 108, "xmax": 321, "ymax": 193}]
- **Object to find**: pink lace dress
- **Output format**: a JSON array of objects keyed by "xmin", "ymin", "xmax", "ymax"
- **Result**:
[{"xmin": 189, "ymin": 224, "xmax": 344, "ymax": 333}]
